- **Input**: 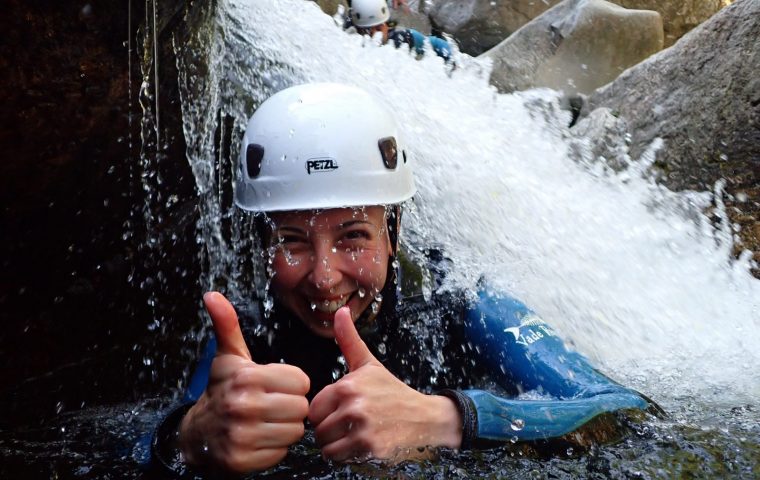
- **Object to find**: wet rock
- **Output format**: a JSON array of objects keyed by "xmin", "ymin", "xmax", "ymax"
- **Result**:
[
  {"xmin": 316, "ymin": 0, "xmax": 348, "ymax": 17},
  {"xmin": 390, "ymin": 0, "xmax": 433, "ymax": 34},
  {"xmin": 0, "ymin": 0, "xmax": 204, "ymax": 414},
  {"xmin": 482, "ymin": 0, "xmax": 663, "ymax": 95},
  {"xmin": 428, "ymin": 0, "xmax": 563, "ymax": 56},
  {"xmin": 613, "ymin": 0, "xmax": 725, "ymax": 47},
  {"xmin": 576, "ymin": 0, "xmax": 760, "ymax": 274},
  {"xmin": 429, "ymin": 0, "xmax": 725, "ymax": 56}
]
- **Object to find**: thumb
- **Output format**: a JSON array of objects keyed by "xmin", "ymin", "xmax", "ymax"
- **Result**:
[
  {"xmin": 203, "ymin": 291, "xmax": 252, "ymax": 361},
  {"xmin": 334, "ymin": 306, "xmax": 376, "ymax": 371}
]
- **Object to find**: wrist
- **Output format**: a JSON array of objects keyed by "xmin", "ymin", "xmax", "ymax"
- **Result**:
[
  {"xmin": 437, "ymin": 389, "xmax": 477, "ymax": 449},
  {"xmin": 427, "ymin": 394, "xmax": 463, "ymax": 449},
  {"xmin": 177, "ymin": 402, "xmax": 207, "ymax": 467},
  {"xmin": 150, "ymin": 402, "xmax": 197, "ymax": 476}
]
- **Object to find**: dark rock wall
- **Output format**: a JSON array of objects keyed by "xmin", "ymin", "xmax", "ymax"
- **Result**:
[{"xmin": 0, "ymin": 0, "xmax": 200, "ymax": 426}]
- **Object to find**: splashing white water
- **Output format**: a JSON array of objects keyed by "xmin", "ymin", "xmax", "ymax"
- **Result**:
[{"xmin": 178, "ymin": 0, "xmax": 759, "ymax": 407}]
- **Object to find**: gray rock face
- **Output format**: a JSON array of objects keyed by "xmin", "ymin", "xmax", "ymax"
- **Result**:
[
  {"xmin": 389, "ymin": 0, "xmax": 433, "ymax": 33},
  {"xmin": 482, "ymin": 0, "xmax": 663, "ymax": 95},
  {"xmin": 428, "ymin": 0, "xmax": 564, "ymax": 55},
  {"xmin": 316, "ymin": 0, "xmax": 348, "ymax": 16},
  {"xmin": 578, "ymin": 0, "xmax": 760, "ymax": 271},
  {"xmin": 614, "ymin": 0, "xmax": 724, "ymax": 47},
  {"xmin": 429, "ymin": 0, "xmax": 724, "ymax": 56}
]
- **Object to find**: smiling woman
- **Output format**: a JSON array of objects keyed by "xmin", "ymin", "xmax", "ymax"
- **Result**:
[
  {"xmin": 146, "ymin": 83, "xmax": 659, "ymax": 476},
  {"xmin": 267, "ymin": 207, "xmax": 392, "ymax": 338}
]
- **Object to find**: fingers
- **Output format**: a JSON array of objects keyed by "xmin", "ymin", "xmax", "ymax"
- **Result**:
[
  {"xmin": 312, "ymin": 409, "xmax": 352, "ymax": 447},
  {"xmin": 333, "ymin": 306, "xmax": 376, "ymax": 371},
  {"xmin": 212, "ymin": 362, "xmax": 309, "ymax": 410},
  {"xmin": 217, "ymin": 447, "xmax": 289, "ymax": 475},
  {"xmin": 255, "ymin": 363, "xmax": 311, "ymax": 396},
  {"xmin": 320, "ymin": 437, "xmax": 368, "ymax": 463},
  {"xmin": 308, "ymin": 383, "xmax": 340, "ymax": 427},
  {"xmin": 204, "ymin": 291, "xmax": 252, "ymax": 360},
  {"xmin": 225, "ymin": 421, "xmax": 306, "ymax": 450}
]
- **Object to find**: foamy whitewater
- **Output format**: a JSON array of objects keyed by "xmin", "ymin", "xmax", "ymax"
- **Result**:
[{"xmin": 177, "ymin": 0, "xmax": 760, "ymax": 411}]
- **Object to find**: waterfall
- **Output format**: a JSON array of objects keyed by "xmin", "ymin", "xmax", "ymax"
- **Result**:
[{"xmin": 175, "ymin": 0, "xmax": 759, "ymax": 410}]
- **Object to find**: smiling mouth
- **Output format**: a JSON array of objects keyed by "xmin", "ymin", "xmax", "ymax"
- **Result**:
[{"xmin": 310, "ymin": 294, "xmax": 351, "ymax": 314}]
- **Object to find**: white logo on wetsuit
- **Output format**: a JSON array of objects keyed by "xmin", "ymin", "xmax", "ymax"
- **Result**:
[{"xmin": 504, "ymin": 314, "xmax": 557, "ymax": 347}]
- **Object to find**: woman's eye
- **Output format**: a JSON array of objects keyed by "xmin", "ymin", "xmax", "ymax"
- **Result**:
[
  {"xmin": 277, "ymin": 235, "xmax": 307, "ymax": 245},
  {"xmin": 343, "ymin": 230, "xmax": 370, "ymax": 241}
]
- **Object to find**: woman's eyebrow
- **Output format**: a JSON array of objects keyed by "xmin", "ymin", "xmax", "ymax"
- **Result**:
[
  {"xmin": 274, "ymin": 226, "xmax": 307, "ymax": 235},
  {"xmin": 337, "ymin": 220, "xmax": 374, "ymax": 230}
]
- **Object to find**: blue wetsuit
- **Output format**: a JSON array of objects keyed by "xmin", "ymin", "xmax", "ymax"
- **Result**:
[
  {"xmin": 148, "ymin": 252, "xmax": 656, "ymax": 472},
  {"xmin": 388, "ymin": 28, "xmax": 452, "ymax": 62}
]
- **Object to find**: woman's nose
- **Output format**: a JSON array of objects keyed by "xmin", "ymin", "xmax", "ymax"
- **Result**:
[{"xmin": 308, "ymin": 246, "xmax": 343, "ymax": 290}]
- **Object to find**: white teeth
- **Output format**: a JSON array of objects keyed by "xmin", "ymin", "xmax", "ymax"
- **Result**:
[{"xmin": 312, "ymin": 295, "xmax": 349, "ymax": 313}]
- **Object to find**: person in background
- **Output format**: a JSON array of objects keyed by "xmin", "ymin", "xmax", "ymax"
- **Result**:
[
  {"xmin": 148, "ymin": 83, "xmax": 659, "ymax": 476},
  {"xmin": 347, "ymin": 0, "xmax": 453, "ymax": 62}
]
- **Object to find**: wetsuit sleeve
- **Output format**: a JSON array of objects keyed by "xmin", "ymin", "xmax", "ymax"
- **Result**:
[
  {"xmin": 184, "ymin": 337, "xmax": 217, "ymax": 402},
  {"xmin": 426, "ymin": 35, "xmax": 452, "ymax": 62},
  {"xmin": 452, "ymin": 289, "xmax": 652, "ymax": 446},
  {"xmin": 145, "ymin": 338, "xmax": 217, "ymax": 475},
  {"xmin": 389, "ymin": 28, "xmax": 452, "ymax": 62}
]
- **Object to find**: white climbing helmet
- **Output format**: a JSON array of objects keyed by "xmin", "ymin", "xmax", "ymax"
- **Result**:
[
  {"xmin": 350, "ymin": 0, "xmax": 390, "ymax": 28},
  {"xmin": 235, "ymin": 83, "xmax": 415, "ymax": 213}
]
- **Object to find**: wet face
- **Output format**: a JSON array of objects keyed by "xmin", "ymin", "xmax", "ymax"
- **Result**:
[{"xmin": 267, "ymin": 206, "xmax": 391, "ymax": 338}]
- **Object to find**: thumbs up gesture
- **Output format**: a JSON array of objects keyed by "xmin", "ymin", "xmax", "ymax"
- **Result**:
[
  {"xmin": 178, "ymin": 292, "xmax": 310, "ymax": 473},
  {"xmin": 308, "ymin": 306, "xmax": 463, "ymax": 462}
]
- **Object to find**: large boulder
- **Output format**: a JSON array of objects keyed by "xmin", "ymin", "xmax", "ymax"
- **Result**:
[
  {"xmin": 316, "ymin": 0, "xmax": 348, "ymax": 17},
  {"xmin": 390, "ymin": 0, "xmax": 433, "ymax": 33},
  {"xmin": 482, "ymin": 0, "xmax": 663, "ymax": 95},
  {"xmin": 429, "ymin": 0, "xmax": 724, "ymax": 56},
  {"xmin": 576, "ymin": 0, "xmax": 760, "ymax": 272},
  {"xmin": 614, "ymin": 0, "xmax": 725, "ymax": 47},
  {"xmin": 427, "ymin": 0, "xmax": 563, "ymax": 55}
]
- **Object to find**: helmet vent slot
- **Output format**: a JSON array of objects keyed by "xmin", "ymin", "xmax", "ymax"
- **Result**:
[
  {"xmin": 246, "ymin": 144, "xmax": 264, "ymax": 178},
  {"xmin": 378, "ymin": 137, "xmax": 398, "ymax": 169}
]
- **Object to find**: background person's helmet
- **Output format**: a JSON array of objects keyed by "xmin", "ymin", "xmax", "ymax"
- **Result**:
[
  {"xmin": 235, "ymin": 83, "xmax": 415, "ymax": 213},
  {"xmin": 350, "ymin": 0, "xmax": 390, "ymax": 28}
]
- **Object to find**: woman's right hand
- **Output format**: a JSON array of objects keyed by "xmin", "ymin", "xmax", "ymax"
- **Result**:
[{"xmin": 178, "ymin": 292, "xmax": 310, "ymax": 474}]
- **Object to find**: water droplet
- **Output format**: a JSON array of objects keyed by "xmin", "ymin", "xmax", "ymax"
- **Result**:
[
  {"xmin": 374, "ymin": 293, "xmax": 383, "ymax": 302},
  {"xmin": 566, "ymin": 447, "xmax": 574, "ymax": 456},
  {"xmin": 331, "ymin": 247, "xmax": 337, "ymax": 253},
  {"xmin": 510, "ymin": 419, "xmax": 525, "ymax": 431},
  {"xmin": 358, "ymin": 288, "xmax": 366, "ymax": 298},
  {"xmin": 310, "ymin": 302, "xmax": 317, "ymax": 311}
]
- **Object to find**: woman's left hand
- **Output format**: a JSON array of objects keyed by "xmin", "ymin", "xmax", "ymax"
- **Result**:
[{"xmin": 308, "ymin": 306, "xmax": 462, "ymax": 462}]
